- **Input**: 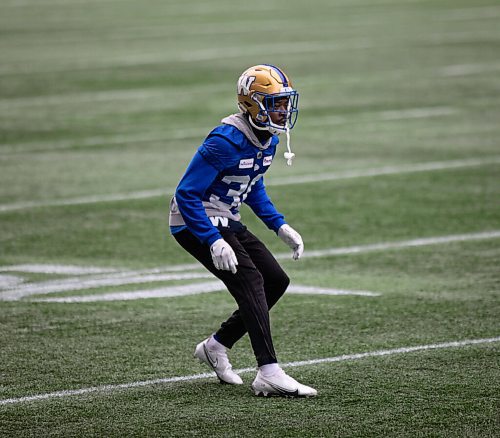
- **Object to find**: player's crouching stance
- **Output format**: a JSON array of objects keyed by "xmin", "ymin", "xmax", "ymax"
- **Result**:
[{"xmin": 169, "ymin": 65, "xmax": 317, "ymax": 398}]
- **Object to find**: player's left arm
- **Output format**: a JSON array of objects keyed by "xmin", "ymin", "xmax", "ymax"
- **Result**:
[{"xmin": 244, "ymin": 178, "xmax": 303, "ymax": 260}]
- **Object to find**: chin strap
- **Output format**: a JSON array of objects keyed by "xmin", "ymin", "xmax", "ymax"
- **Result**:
[
  {"xmin": 284, "ymin": 124, "xmax": 295, "ymax": 166},
  {"xmin": 248, "ymin": 114, "xmax": 295, "ymax": 165}
]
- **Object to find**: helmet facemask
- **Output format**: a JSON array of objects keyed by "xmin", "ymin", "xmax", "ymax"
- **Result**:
[{"xmin": 251, "ymin": 90, "xmax": 299, "ymax": 134}]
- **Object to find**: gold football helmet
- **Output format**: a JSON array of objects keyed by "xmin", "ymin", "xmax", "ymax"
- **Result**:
[{"xmin": 237, "ymin": 64, "xmax": 299, "ymax": 134}]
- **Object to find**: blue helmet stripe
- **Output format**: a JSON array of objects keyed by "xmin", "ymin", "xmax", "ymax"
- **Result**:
[{"xmin": 263, "ymin": 64, "xmax": 289, "ymax": 87}]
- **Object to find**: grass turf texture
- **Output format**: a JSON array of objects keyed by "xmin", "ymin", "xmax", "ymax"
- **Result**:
[{"xmin": 1, "ymin": 0, "xmax": 499, "ymax": 436}]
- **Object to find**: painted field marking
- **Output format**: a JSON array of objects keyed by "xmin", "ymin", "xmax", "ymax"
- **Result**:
[
  {"xmin": 0, "ymin": 39, "xmax": 373, "ymax": 76},
  {"xmin": 1, "ymin": 156, "xmax": 499, "ymax": 213},
  {"xmin": 0, "ymin": 275, "xmax": 24, "ymax": 289},
  {"xmin": 1, "ymin": 229, "xmax": 499, "ymax": 302},
  {"xmin": 0, "ymin": 85, "xmax": 227, "ymax": 110},
  {"xmin": 0, "ymin": 189, "xmax": 174, "ymax": 212},
  {"xmin": 1, "ymin": 56, "xmax": 497, "ymax": 111},
  {"xmin": 377, "ymin": 106, "xmax": 458, "ymax": 120},
  {"xmin": 29, "ymin": 283, "xmax": 380, "ymax": 303},
  {"xmin": 0, "ymin": 271, "xmax": 214, "ymax": 301},
  {"xmin": 0, "ymin": 132, "xmax": 199, "ymax": 154},
  {"xmin": 0, "ymin": 100, "xmax": 470, "ymax": 157},
  {"xmin": 2, "ymin": 29, "xmax": 498, "ymax": 76},
  {"xmin": 0, "ymin": 262, "xmax": 201, "ymax": 275},
  {"xmin": 269, "ymin": 156, "xmax": 500, "ymax": 187},
  {"xmin": 438, "ymin": 5, "xmax": 500, "ymax": 21},
  {"xmin": 0, "ymin": 103, "xmax": 458, "ymax": 153},
  {"xmin": 287, "ymin": 285, "xmax": 378, "ymax": 297},
  {"xmin": 307, "ymin": 106, "xmax": 458, "ymax": 128},
  {"xmin": 2, "ymin": 0, "xmax": 125, "ymax": 6},
  {"xmin": 1, "ymin": 336, "xmax": 498, "ymax": 406},
  {"xmin": 0, "ymin": 264, "xmax": 119, "ymax": 275},
  {"xmin": 0, "ymin": 128, "xmax": 211, "ymax": 154},
  {"xmin": 283, "ymin": 230, "xmax": 500, "ymax": 260},
  {"xmin": 438, "ymin": 63, "xmax": 500, "ymax": 77},
  {"xmin": 29, "ymin": 281, "xmax": 225, "ymax": 303},
  {"xmin": 3, "ymin": 229, "xmax": 498, "ymax": 278}
]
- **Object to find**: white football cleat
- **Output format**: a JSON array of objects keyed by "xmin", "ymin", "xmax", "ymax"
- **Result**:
[
  {"xmin": 194, "ymin": 338, "xmax": 243, "ymax": 385},
  {"xmin": 252, "ymin": 368, "xmax": 317, "ymax": 398}
]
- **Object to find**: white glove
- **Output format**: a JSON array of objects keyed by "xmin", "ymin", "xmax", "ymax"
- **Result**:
[
  {"xmin": 210, "ymin": 238, "xmax": 238, "ymax": 274},
  {"xmin": 278, "ymin": 224, "xmax": 304, "ymax": 260}
]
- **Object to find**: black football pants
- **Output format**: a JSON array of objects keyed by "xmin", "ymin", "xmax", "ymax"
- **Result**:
[{"xmin": 173, "ymin": 227, "xmax": 289, "ymax": 366}]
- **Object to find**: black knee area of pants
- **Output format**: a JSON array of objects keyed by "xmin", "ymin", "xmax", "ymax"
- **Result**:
[
  {"xmin": 276, "ymin": 271, "xmax": 290, "ymax": 294},
  {"xmin": 265, "ymin": 270, "xmax": 290, "ymax": 308}
]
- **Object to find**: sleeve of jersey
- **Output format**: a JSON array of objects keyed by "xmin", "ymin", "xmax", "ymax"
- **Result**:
[
  {"xmin": 198, "ymin": 133, "xmax": 238, "ymax": 172},
  {"xmin": 175, "ymin": 135, "xmax": 238, "ymax": 246},
  {"xmin": 244, "ymin": 178, "xmax": 286, "ymax": 233}
]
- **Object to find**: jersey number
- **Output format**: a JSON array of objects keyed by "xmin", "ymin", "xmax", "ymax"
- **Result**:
[{"xmin": 222, "ymin": 174, "xmax": 262, "ymax": 208}]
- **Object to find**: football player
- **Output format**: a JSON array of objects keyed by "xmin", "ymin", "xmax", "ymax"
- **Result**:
[{"xmin": 169, "ymin": 64, "xmax": 317, "ymax": 397}]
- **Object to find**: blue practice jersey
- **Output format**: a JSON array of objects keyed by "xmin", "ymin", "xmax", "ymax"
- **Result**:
[{"xmin": 169, "ymin": 119, "xmax": 286, "ymax": 246}]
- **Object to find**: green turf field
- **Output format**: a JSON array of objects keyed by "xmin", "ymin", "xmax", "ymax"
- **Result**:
[{"xmin": 1, "ymin": 0, "xmax": 499, "ymax": 436}]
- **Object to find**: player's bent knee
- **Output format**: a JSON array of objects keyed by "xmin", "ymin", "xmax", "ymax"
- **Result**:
[{"xmin": 279, "ymin": 271, "xmax": 290, "ymax": 294}]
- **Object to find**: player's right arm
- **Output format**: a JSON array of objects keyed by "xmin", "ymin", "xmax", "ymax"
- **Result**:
[
  {"xmin": 175, "ymin": 156, "xmax": 239, "ymax": 274},
  {"xmin": 174, "ymin": 151, "xmax": 222, "ymax": 246},
  {"xmin": 175, "ymin": 135, "xmax": 241, "ymax": 273}
]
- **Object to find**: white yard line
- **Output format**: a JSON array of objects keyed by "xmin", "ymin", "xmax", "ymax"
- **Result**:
[
  {"xmin": 277, "ymin": 230, "xmax": 500, "ymax": 260},
  {"xmin": 1, "ymin": 0, "xmax": 275, "ymax": 10},
  {"xmin": 30, "ymin": 283, "xmax": 380, "ymax": 303},
  {"xmin": 0, "ymin": 131, "xmax": 196, "ymax": 153},
  {"xmin": 438, "ymin": 63, "xmax": 500, "ymax": 77},
  {"xmin": 0, "ymin": 271, "xmax": 214, "ymax": 301},
  {"xmin": 0, "ymin": 85, "xmax": 228, "ymax": 110},
  {"xmin": 0, "ymin": 128, "xmax": 211, "ymax": 153},
  {"xmin": 30, "ymin": 281, "xmax": 225, "ymax": 303},
  {"xmin": 0, "ymin": 105, "xmax": 459, "ymax": 154},
  {"xmin": 0, "ymin": 275, "xmax": 24, "ymax": 289},
  {"xmin": 0, "ymin": 40, "xmax": 373, "ymax": 76},
  {"xmin": 0, "ymin": 262, "xmax": 201, "ymax": 275},
  {"xmin": 303, "ymin": 106, "xmax": 458, "ymax": 128},
  {"xmin": 377, "ymin": 106, "xmax": 458, "ymax": 120},
  {"xmin": 1, "ymin": 60, "xmax": 498, "ymax": 110},
  {"xmin": 438, "ymin": 5, "xmax": 500, "ymax": 21},
  {"xmin": 1, "ymin": 156, "xmax": 499, "ymax": 213},
  {"xmin": 269, "ymin": 156, "xmax": 500, "ymax": 187},
  {"xmin": 2, "ymin": 230, "xmax": 498, "ymax": 302},
  {"xmin": 2, "ymin": 0, "xmax": 125, "ymax": 6},
  {"xmin": 1, "ymin": 336, "xmax": 498, "ymax": 406},
  {"xmin": 287, "ymin": 285, "xmax": 379, "ymax": 297},
  {"xmin": 2, "ymin": 229, "xmax": 497, "ymax": 279},
  {"xmin": 0, "ymin": 189, "xmax": 173, "ymax": 212},
  {"xmin": 0, "ymin": 264, "xmax": 119, "ymax": 275},
  {"xmin": 1, "ymin": 31, "xmax": 497, "ymax": 76}
]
